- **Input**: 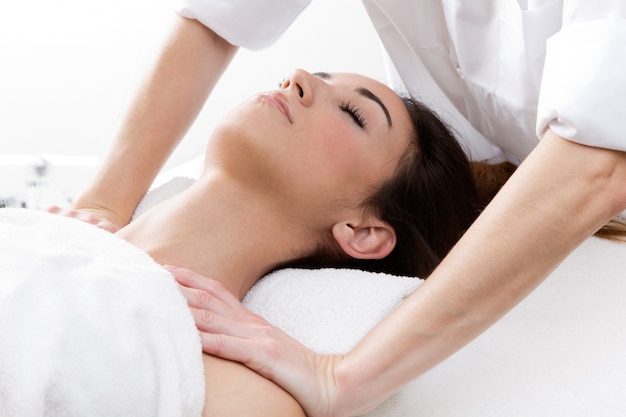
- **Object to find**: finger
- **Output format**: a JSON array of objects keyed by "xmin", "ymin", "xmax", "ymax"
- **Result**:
[
  {"xmin": 47, "ymin": 205, "xmax": 77, "ymax": 219},
  {"xmin": 167, "ymin": 265, "xmax": 217, "ymax": 292},
  {"xmin": 189, "ymin": 306, "xmax": 252, "ymax": 336},
  {"xmin": 178, "ymin": 285, "xmax": 235, "ymax": 317},
  {"xmin": 197, "ymin": 329, "xmax": 314, "ymax": 390},
  {"xmin": 78, "ymin": 212, "xmax": 104, "ymax": 226},
  {"xmin": 95, "ymin": 218, "xmax": 119, "ymax": 233},
  {"xmin": 47, "ymin": 205, "xmax": 63, "ymax": 215},
  {"xmin": 198, "ymin": 332, "xmax": 263, "ymax": 365},
  {"xmin": 167, "ymin": 266, "xmax": 243, "ymax": 308},
  {"xmin": 47, "ymin": 206, "xmax": 118, "ymax": 232},
  {"xmin": 189, "ymin": 303, "xmax": 270, "ymax": 336},
  {"xmin": 70, "ymin": 212, "xmax": 118, "ymax": 233}
]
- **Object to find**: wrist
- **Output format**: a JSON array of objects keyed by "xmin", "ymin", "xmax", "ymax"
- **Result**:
[
  {"xmin": 331, "ymin": 354, "xmax": 388, "ymax": 417},
  {"xmin": 70, "ymin": 192, "xmax": 130, "ymax": 230}
]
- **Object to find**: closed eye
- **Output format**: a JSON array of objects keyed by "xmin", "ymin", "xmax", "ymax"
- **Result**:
[{"xmin": 339, "ymin": 101, "xmax": 366, "ymax": 129}]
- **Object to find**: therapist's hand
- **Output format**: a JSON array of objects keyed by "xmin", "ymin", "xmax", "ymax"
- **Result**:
[
  {"xmin": 47, "ymin": 205, "xmax": 121, "ymax": 233},
  {"xmin": 169, "ymin": 266, "xmax": 346, "ymax": 417}
]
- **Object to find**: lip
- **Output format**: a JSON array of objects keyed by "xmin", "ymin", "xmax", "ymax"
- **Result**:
[{"xmin": 257, "ymin": 91, "xmax": 293, "ymax": 124}]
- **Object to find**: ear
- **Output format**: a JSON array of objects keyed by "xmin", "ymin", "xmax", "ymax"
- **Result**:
[{"xmin": 331, "ymin": 217, "xmax": 396, "ymax": 260}]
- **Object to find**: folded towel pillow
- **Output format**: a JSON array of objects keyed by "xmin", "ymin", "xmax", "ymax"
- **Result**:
[{"xmin": 244, "ymin": 268, "xmax": 421, "ymax": 354}]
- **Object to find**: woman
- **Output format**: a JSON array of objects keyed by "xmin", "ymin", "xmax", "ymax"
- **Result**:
[
  {"xmin": 58, "ymin": 1, "xmax": 626, "ymax": 415},
  {"xmin": 40, "ymin": 68, "xmax": 512, "ymax": 415},
  {"xmin": 122, "ymin": 69, "xmax": 423, "ymax": 416}
]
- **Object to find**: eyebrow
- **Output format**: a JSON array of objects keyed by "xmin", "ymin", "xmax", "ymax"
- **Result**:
[{"xmin": 313, "ymin": 72, "xmax": 393, "ymax": 128}]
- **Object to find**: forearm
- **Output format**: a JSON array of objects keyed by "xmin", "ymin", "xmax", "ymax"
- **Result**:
[
  {"xmin": 72, "ymin": 16, "xmax": 237, "ymax": 227},
  {"xmin": 336, "ymin": 131, "xmax": 626, "ymax": 415}
]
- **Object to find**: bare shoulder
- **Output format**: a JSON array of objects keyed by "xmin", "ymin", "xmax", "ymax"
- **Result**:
[{"xmin": 202, "ymin": 353, "xmax": 306, "ymax": 417}]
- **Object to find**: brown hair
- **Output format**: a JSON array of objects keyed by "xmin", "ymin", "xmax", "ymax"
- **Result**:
[{"xmin": 287, "ymin": 95, "xmax": 625, "ymax": 277}]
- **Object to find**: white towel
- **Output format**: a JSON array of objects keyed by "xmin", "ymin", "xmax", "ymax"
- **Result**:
[
  {"xmin": 0, "ymin": 208, "xmax": 205, "ymax": 417},
  {"xmin": 244, "ymin": 268, "xmax": 421, "ymax": 354},
  {"xmin": 0, "ymin": 205, "xmax": 419, "ymax": 416},
  {"xmin": 243, "ymin": 268, "xmax": 422, "ymax": 417}
]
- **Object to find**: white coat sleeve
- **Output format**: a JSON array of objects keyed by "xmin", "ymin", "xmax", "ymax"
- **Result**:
[
  {"xmin": 166, "ymin": 0, "xmax": 312, "ymax": 50},
  {"xmin": 536, "ymin": 1, "xmax": 626, "ymax": 151}
]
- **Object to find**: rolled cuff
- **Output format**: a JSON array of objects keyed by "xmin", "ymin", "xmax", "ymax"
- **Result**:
[
  {"xmin": 167, "ymin": 0, "xmax": 311, "ymax": 50},
  {"xmin": 536, "ymin": 18, "xmax": 626, "ymax": 151}
]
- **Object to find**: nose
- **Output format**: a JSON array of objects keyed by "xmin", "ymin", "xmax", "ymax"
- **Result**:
[{"xmin": 281, "ymin": 69, "xmax": 320, "ymax": 107}]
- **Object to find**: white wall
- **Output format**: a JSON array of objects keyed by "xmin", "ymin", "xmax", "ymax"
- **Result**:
[{"xmin": 0, "ymin": 0, "xmax": 386, "ymax": 208}]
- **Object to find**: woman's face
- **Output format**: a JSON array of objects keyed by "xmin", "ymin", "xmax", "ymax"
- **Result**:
[{"xmin": 208, "ymin": 69, "xmax": 413, "ymax": 224}]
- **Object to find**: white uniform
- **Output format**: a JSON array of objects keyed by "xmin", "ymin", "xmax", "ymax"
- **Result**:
[{"xmin": 170, "ymin": 0, "xmax": 626, "ymax": 163}]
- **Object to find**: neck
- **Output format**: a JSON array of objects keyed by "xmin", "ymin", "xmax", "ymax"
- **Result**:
[{"xmin": 116, "ymin": 170, "xmax": 313, "ymax": 299}]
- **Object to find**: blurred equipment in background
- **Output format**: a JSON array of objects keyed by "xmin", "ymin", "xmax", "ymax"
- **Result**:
[{"xmin": 0, "ymin": 154, "xmax": 98, "ymax": 209}]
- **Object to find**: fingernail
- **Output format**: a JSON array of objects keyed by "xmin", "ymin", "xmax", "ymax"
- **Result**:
[{"xmin": 164, "ymin": 265, "xmax": 179, "ymax": 273}]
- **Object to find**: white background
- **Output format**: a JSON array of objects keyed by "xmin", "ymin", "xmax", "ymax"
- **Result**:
[{"xmin": 0, "ymin": 0, "xmax": 386, "ymax": 207}]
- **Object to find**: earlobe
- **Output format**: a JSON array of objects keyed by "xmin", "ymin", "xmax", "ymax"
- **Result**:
[{"xmin": 331, "ymin": 220, "xmax": 396, "ymax": 260}]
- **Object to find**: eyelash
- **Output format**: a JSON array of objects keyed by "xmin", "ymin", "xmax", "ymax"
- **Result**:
[
  {"xmin": 339, "ymin": 101, "xmax": 366, "ymax": 128},
  {"xmin": 279, "ymin": 77, "xmax": 366, "ymax": 128}
]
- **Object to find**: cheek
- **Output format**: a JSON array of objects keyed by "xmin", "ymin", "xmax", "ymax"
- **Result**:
[
  {"xmin": 318, "ymin": 123, "xmax": 359, "ymax": 168},
  {"xmin": 311, "ymin": 122, "xmax": 377, "ymax": 190}
]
